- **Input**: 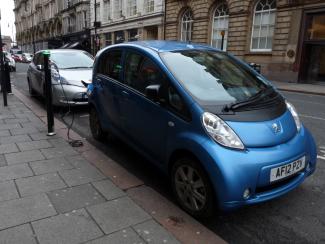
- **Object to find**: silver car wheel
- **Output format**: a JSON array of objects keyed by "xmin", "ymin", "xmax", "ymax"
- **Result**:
[{"xmin": 174, "ymin": 165, "xmax": 207, "ymax": 211}]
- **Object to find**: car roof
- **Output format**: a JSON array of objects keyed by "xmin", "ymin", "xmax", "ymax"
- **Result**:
[
  {"xmin": 36, "ymin": 49, "xmax": 87, "ymax": 54},
  {"xmin": 109, "ymin": 40, "xmax": 217, "ymax": 53}
]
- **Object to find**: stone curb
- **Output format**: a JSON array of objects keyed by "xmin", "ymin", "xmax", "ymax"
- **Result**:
[{"xmin": 12, "ymin": 88, "xmax": 226, "ymax": 244}]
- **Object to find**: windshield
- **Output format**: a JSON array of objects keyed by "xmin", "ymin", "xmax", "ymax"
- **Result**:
[
  {"xmin": 50, "ymin": 51, "xmax": 94, "ymax": 69},
  {"xmin": 160, "ymin": 50, "xmax": 270, "ymax": 106}
]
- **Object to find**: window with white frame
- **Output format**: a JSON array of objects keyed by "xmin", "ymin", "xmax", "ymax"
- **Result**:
[
  {"xmin": 103, "ymin": 0, "xmax": 111, "ymax": 22},
  {"xmin": 114, "ymin": 0, "xmax": 122, "ymax": 18},
  {"xmin": 211, "ymin": 3, "xmax": 229, "ymax": 51},
  {"xmin": 127, "ymin": 0, "xmax": 137, "ymax": 17},
  {"xmin": 251, "ymin": 0, "xmax": 276, "ymax": 51},
  {"xmin": 144, "ymin": 0, "xmax": 154, "ymax": 13},
  {"xmin": 180, "ymin": 9, "xmax": 193, "ymax": 42}
]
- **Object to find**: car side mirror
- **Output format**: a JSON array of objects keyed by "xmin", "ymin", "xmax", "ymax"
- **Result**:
[
  {"xmin": 145, "ymin": 84, "xmax": 161, "ymax": 102},
  {"xmin": 37, "ymin": 65, "xmax": 44, "ymax": 71},
  {"xmin": 81, "ymin": 79, "xmax": 92, "ymax": 88}
]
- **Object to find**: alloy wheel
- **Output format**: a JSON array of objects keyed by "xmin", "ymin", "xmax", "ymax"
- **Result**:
[{"xmin": 174, "ymin": 165, "xmax": 207, "ymax": 211}]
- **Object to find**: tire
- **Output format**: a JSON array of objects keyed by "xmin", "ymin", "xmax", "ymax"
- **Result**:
[
  {"xmin": 171, "ymin": 157, "xmax": 216, "ymax": 218},
  {"xmin": 89, "ymin": 106, "xmax": 107, "ymax": 141},
  {"xmin": 28, "ymin": 78, "xmax": 36, "ymax": 96}
]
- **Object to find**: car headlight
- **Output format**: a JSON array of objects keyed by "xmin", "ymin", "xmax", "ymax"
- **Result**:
[
  {"xmin": 202, "ymin": 112, "xmax": 244, "ymax": 150},
  {"xmin": 286, "ymin": 101, "xmax": 301, "ymax": 132},
  {"xmin": 51, "ymin": 69, "xmax": 69, "ymax": 85}
]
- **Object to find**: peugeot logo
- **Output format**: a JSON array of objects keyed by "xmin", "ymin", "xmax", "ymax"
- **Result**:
[{"xmin": 272, "ymin": 123, "xmax": 281, "ymax": 133}]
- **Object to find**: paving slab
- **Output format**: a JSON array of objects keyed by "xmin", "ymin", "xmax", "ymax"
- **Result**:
[
  {"xmin": 0, "ymin": 224, "xmax": 36, "ymax": 244},
  {"xmin": 87, "ymin": 196, "xmax": 151, "ymax": 234},
  {"xmin": 17, "ymin": 140, "xmax": 52, "ymax": 151},
  {"xmin": 59, "ymin": 165, "xmax": 105, "ymax": 187},
  {"xmin": 16, "ymin": 173, "xmax": 67, "ymax": 197},
  {"xmin": 47, "ymin": 184, "xmax": 106, "ymax": 213},
  {"xmin": 0, "ymin": 130, "xmax": 10, "ymax": 137},
  {"xmin": 4, "ymin": 118, "xmax": 30, "ymax": 124},
  {"xmin": 10, "ymin": 126, "xmax": 39, "ymax": 135},
  {"xmin": 0, "ymin": 193, "xmax": 57, "ymax": 230},
  {"xmin": 0, "ymin": 123, "xmax": 21, "ymax": 131},
  {"xmin": 41, "ymin": 147, "xmax": 78, "ymax": 159},
  {"xmin": 48, "ymin": 138, "xmax": 72, "ymax": 148},
  {"xmin": 0, "ymin": 164, "xmax": 34, "ymax": 182},
  {"xmin": 29, "ymin": 132, "xmax": 59, "ymax": 141},
  {"xmin": 0, "ymin": 114, "xmax": 15, "ymax": 120},
  {"xmin": 92, "ymin": 179, "xmax": 126, "ymax": 201},
  {"xmin": 0, "ymin": 134, "xmax": 32, "ymax": 144},
  {"xmin": 0, "ymin": 181, "xmax": 19, "ymax": 202},
  {"xmin": 0, "ymin": 154, "xmax": 6, "ymax": 167},
  {"xmin": 133, "ymin": 219, "xmax": 180, "ymax": 244},
  {"xmin": 86, "ymin": 228, "xmax": 144, "ymax": 244},
  {"xmin": 29, "ymin": 157, "xmax": 74, "ymax": 175},
  {"xmin": 0, "ymin": 144, "xmax": 19, "ymax": 154},
  {"xmin": 32, "ymin": 208, "xmax": 103, "ymax": 244},
  {"xmin": 5, "ymin": 150, "xmax": 45, "ymax": 165}
]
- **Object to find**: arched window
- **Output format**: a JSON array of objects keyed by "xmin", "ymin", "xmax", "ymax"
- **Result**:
[
  {"xmin": 180, "ymin": 9, "xmax": 193, "ymax": 42},
  {"xmin": 211, "ymin": 3, "xmax": 229, "ymax": 51},
  {"xmin": 251, "ymin": 0, "xmax": 276, "ymax": 51}
]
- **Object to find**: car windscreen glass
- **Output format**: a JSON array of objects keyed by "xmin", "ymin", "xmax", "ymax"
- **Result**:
[
  {"xmin": 50, "ymin": 52, "xmax": 94, "ymax": 69},
  {"xmin": 160, "ymin": 50, "xmax": 270, "ymax": 106}
]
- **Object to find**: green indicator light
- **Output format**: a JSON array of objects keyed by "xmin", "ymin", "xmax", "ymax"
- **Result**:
[{"xmin": 43, "ymin": 50, "xmax": 51, "ymax": 56}]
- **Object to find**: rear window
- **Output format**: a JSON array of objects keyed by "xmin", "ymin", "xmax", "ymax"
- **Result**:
[{"xmin": 160, "ymin": 50, "xmax": 269, "ymax": 106}]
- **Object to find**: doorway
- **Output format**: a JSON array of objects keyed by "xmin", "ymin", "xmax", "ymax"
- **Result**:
[{"xmin": 299, "ymin": 12, "xmax": 325, "ymax": 83}]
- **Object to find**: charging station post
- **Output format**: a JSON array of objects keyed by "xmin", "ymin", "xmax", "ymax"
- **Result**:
[{"xmin": 43, "ymin": 50, "xmax": 56, "ymax": 136}]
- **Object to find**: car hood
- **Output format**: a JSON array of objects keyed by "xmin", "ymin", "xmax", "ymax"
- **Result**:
[
  {"xmin": 226, "ymin": 110, "xmax": 297, "ymax": 148},
  {"xmin": 59, "ymin": 68, "xmax": 92, "ymax": 87}
]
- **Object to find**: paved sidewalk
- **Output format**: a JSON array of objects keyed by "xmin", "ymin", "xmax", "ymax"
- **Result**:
[
  {"xmin": 0, "ymin": 92, "xmax": 225, "ymax": 244},
  {"xmin": 272, "ymin": 81, "xmax": 325, "ymax": 96}
]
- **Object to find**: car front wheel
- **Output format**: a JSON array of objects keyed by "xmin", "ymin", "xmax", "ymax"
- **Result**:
[
  {"xmin": 171, "ymin": 157, "xmax": 215, "ymax": 218},
  {"xmin": 89, "ymin": 106, "xmax": 106, "ymax": 141}
]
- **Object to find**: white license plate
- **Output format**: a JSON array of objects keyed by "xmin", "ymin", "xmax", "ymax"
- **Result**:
[{"xmin": 270, "ymin": 156, "xmax": 305, "ymax": 182}]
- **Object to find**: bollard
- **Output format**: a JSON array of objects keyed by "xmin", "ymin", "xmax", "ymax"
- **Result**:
[
  {"xmin": 0, "ymin": 55, "xmax": 7, "ymax": 107},
  {"xmin": 4, "ymin": 62, "xmax": 12, "ymax": 94},
  {"xmin": 43, "ymin": 50, "xmax": 56, "ymax": 136}
]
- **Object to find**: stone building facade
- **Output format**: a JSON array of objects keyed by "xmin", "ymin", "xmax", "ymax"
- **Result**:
[
  {"xmin": 165, "ymin": 0, "xmax": 325, "ymax": 83},
  {"xmin": 14, "ymin": 0, "xmax": 91, "ymax": 53},
  {"xmin": 90, "ymin": 0, "xmax": 164, "ymax": 53}
]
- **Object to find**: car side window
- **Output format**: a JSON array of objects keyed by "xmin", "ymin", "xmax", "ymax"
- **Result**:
[
  {"xmin": 98, "ymin": 50, "xmax": 122, "ymax": 81},
  {"xmin": 124, "ymin": 52, "xmax": 165, "ymax": 94}
]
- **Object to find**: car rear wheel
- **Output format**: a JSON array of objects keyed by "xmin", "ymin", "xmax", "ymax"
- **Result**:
[
  {"xmin": 171, "ymin": 157, "xmax": 215, "ymax": 218},
  {"xmin": 28, "ymin": 79, "xmax": 36, "ymax": 96},
  {"xmin": 89, "ymin": 107, "xmax": 106, "ymax": 141}
]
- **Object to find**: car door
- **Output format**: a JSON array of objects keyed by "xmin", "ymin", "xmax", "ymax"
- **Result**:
[
  {"xmin": 119, "ymin": 50, "xmax": 172, "ymax": 163},
  {"xmin": 94, "ymin": 49, "xmax": 124, "ymax": 132},
  {"xmin": 31, "ymin": 53, "xmax": 44, "ymax": 94}
]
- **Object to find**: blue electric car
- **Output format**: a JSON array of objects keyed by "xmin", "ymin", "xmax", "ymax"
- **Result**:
[{"xmin": 87, "ymin": 41, "xmax": 317, "ymax": 217}]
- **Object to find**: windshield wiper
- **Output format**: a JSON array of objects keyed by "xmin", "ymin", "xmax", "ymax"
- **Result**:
[{"xmin": 223, "ymin": 86, "xmax": 275, "ymax": 112}]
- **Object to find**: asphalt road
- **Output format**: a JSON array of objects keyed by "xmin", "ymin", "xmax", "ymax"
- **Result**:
[{"xmin": 11, "ymin": 63, "xmax": 325, "ymax": 243}]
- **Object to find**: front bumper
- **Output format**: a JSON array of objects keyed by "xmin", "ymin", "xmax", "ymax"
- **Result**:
[
  {"xmin": 201, "ymin": 126, "xmax": 317, "ymax": 211},
  {"xmin": 52, "ymin": 84, "xmax": 88, "ymax": 106}
]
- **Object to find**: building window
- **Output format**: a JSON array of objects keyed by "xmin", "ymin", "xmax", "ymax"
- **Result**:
[
  {"xmin": 83, "ymin": 11, "xmax": 88, "ymax": 28},
  {"xmin": 180, "ymin": 9, "xmax": 193, "ymax": 42},
  {"xmin": 115, "ymin": 31, "xmax": 125, "ymax": 44},
  {"xmin": 144, "ymin": 0, "xmax": 154, "ymax": 13},
  {"xmin": 251, "ymin": 0, "xmax": 276, "ymax": 51},
  {"xmin": 128, "ymin": 29, "xmax": 138, "ymax": 41},
  {"xmin": 211, "ymin": 3, "xmax": 229, "ymax": 51},
  {"xmin": 105, "ymin": 33, "xmax": 112, "ymax": 46},
  {"xmin": 103, "ymin": 0, "xmax": 111, "ymax": 21},
  {"xmin": 127, "ymin": 0, "xmax": 137, "ymax": 17},
  {"xmin": 114, "ymin": 0, "xmax": 122, "ymax": 19}
]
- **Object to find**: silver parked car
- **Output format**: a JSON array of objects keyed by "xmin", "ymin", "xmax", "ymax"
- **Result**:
[
  {"xmin": 3, "ymin": 51, "xmax": 16, "ymax": 72},
  {"xmin": 27, "ymin": 49, "xmax": 93, "ymax": 106}
]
